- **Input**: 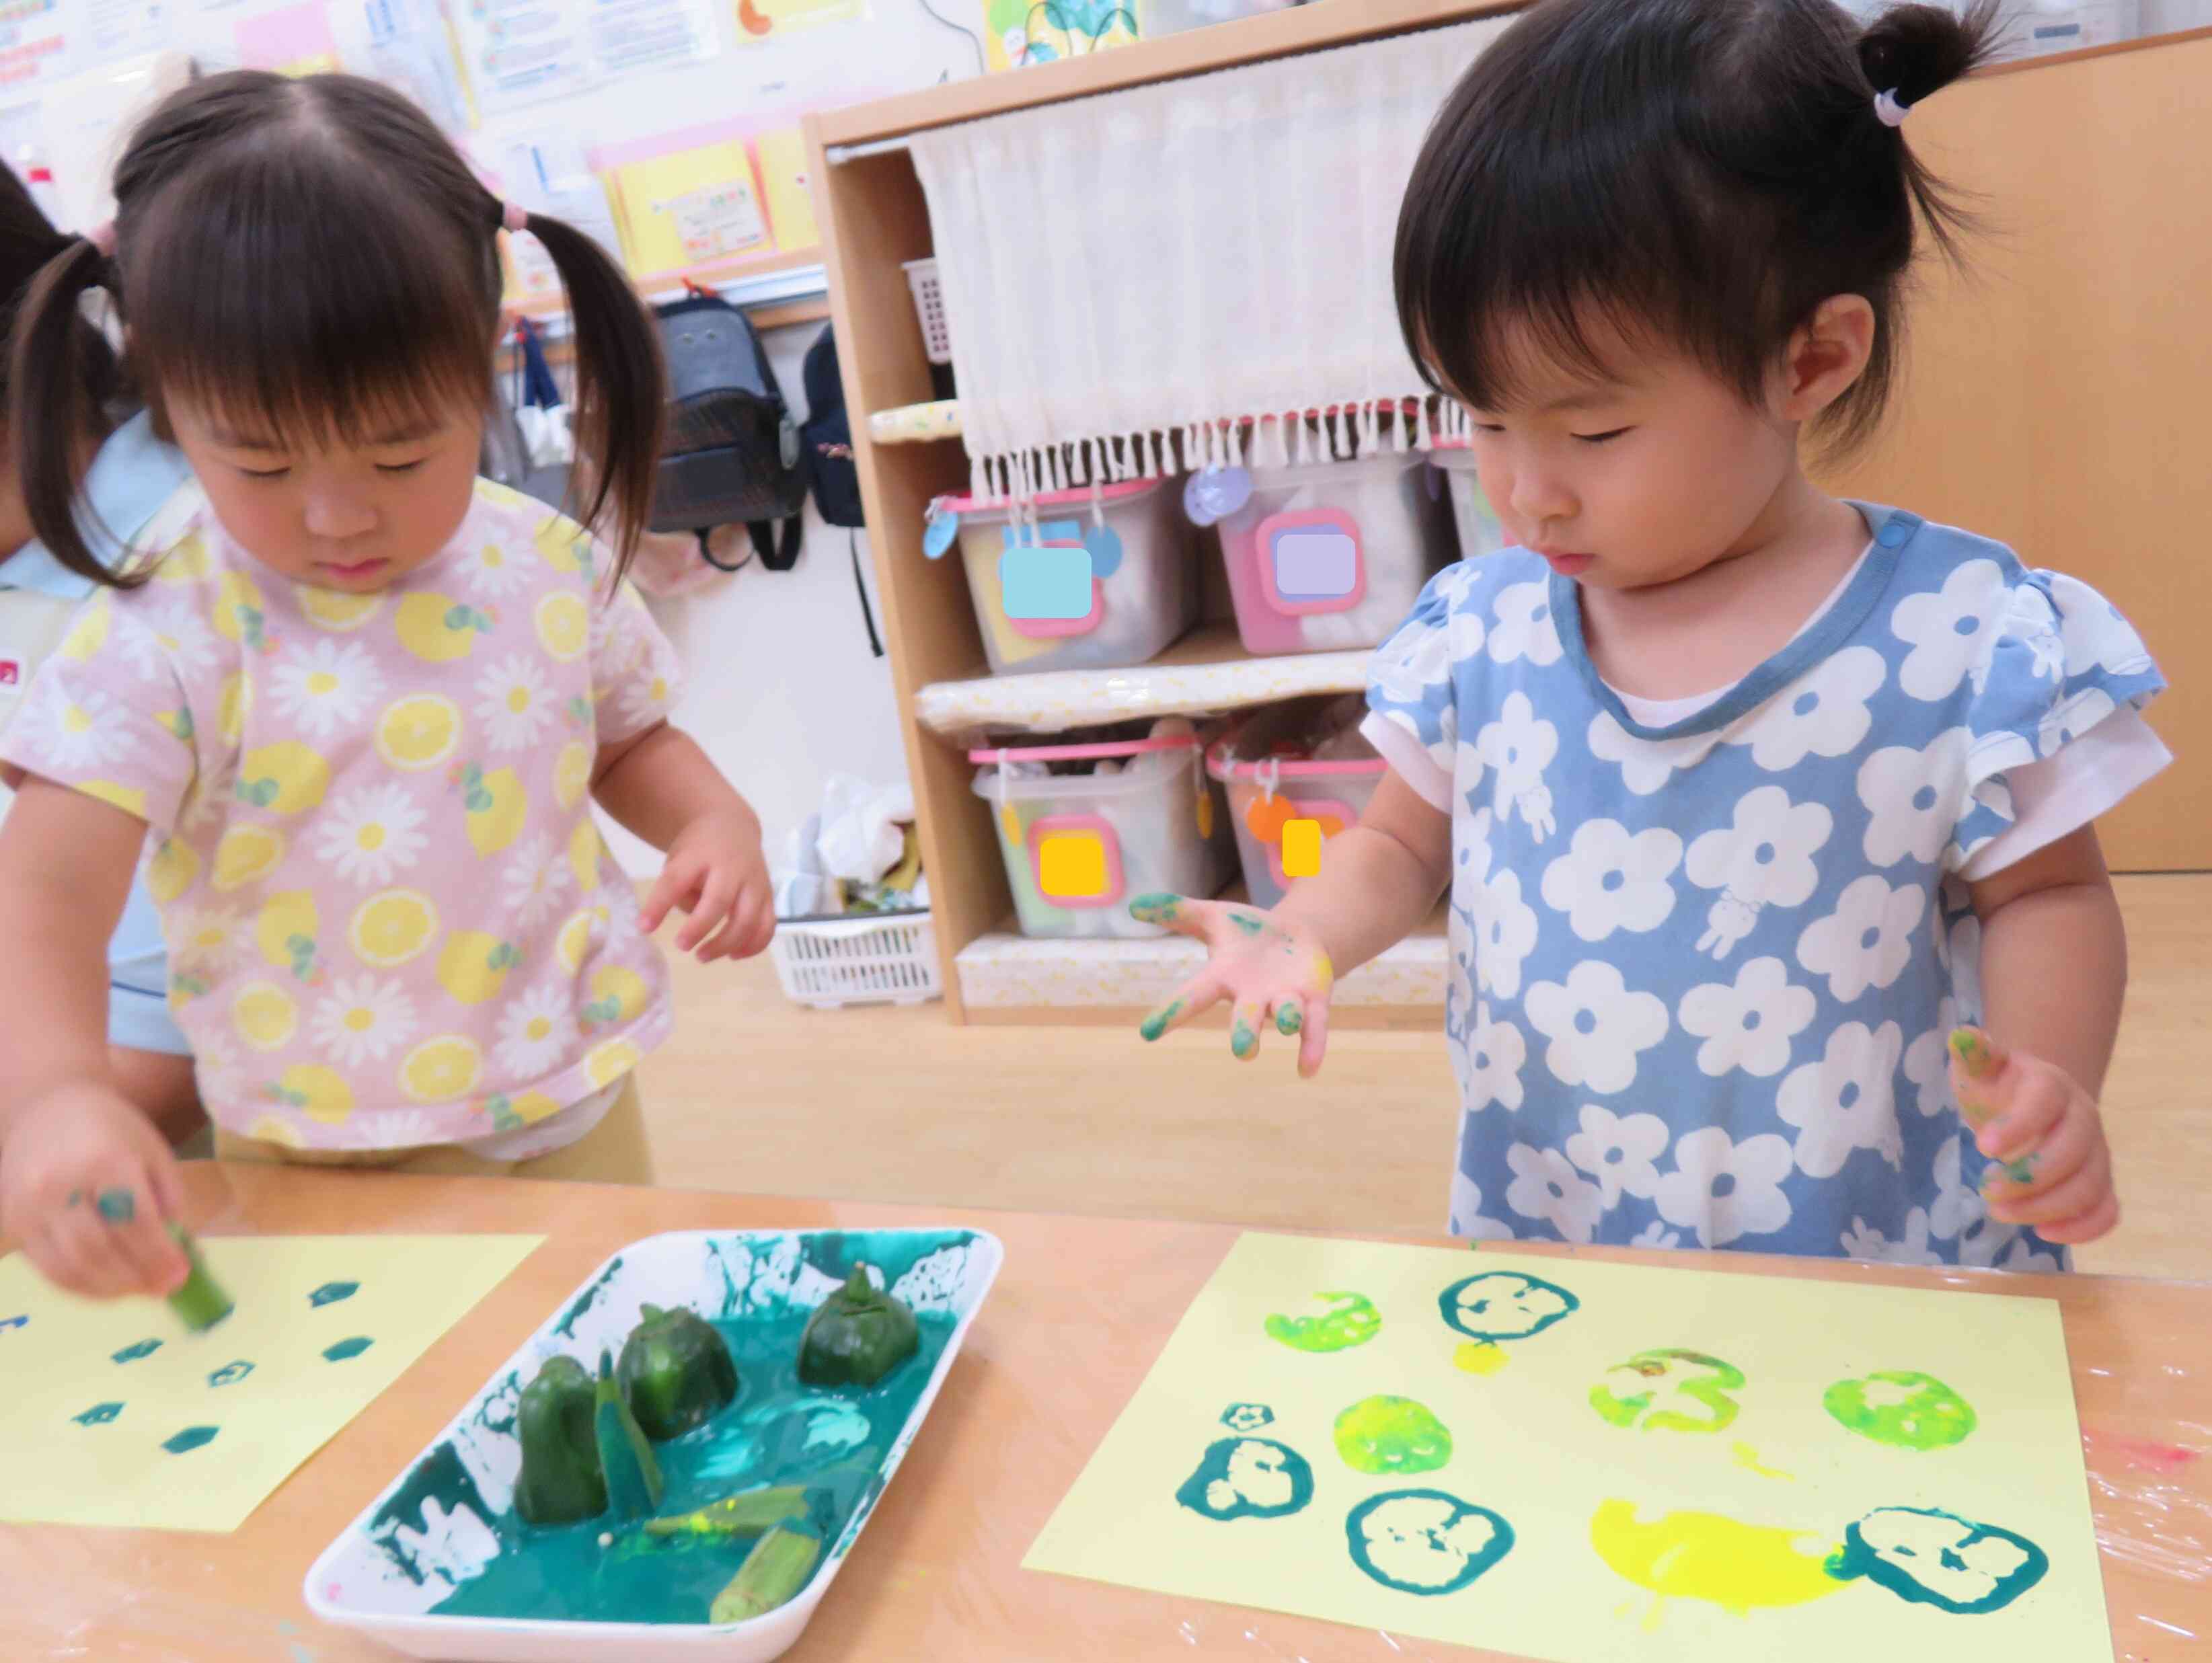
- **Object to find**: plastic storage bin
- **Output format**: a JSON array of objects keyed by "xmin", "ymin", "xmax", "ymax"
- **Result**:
[
  {"xmin": 971, "ymin": 731, "xmax": 1232, "ymax": 939},
  {"xmin": 927, "ymin": 478, "xmax": 1198, "ymax": 676},
  {"xmin": 1208, "ymin": 702, "xmax": 1387, "ymax": 910},
  {"xmin": 903, "ymin": 257, "xmax": 952, "ymax": 365},
  {"xmin": 1200, "ymin": 451, "xmax": 1455, "ymax": 656},
  {"xmin": 1428, "ymin": 442, "xmax": 1509, "ymax": 564},
  {"xmin": 770, "ymin": 912, "xmax": 941, "ymax": 1009}
]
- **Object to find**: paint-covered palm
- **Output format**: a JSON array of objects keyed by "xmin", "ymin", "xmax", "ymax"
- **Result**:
[{"xmin": 1131, "ymin": 893, "xmax": 1334, "ymax": 1077}]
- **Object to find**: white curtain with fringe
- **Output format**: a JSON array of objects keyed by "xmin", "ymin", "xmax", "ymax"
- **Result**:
[{"xmin": 909, "ymin": 15, "xmax": 1509, "ymax": 502}]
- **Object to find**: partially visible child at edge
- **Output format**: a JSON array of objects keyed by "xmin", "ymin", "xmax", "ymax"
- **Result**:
[
  {"xmin": 0, "ymin": 163, "xmax": 202, "ymax": 1150},
  {"xmin": 0, "ymin": 72, "xmax": 776, "ymax": 1304},
  {"xmin": 1139, "ymin": 0, "xmax": 2166, "ymax": 1270}
]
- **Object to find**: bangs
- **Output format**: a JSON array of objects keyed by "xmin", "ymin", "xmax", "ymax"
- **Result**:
[
  {"xmin": 125, "ymin": 143, "xmax": 496, "ymax": 450},
  {"xmin": 1396, "ymin": 95, "xmax": 1779, "ymax": 416}
]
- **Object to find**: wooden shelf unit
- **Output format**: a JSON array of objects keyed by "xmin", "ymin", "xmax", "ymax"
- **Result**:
[{"xmin": 805, "ymin": 9, "xmax": 2212, "ymax": 1023}]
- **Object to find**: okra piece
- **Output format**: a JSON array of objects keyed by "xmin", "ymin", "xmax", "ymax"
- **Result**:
[
  {"xmin": 593, "ymin": 1348, "xmax": 663, "ymax": 1518},
  {"xmin": 643, "ymin": 1484, "xmax": 809, "ymax": 1539},
  {"xmin": 165, "ymin": 1225, "xmax": 233, "ymax": 1331},
  {"xmin": 708, "ymin": 1518, "xmax": 822, "ymax": 1624}
]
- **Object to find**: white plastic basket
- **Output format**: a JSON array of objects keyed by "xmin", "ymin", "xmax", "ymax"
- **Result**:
[
  {"xmin": 770, "ymin": 912, "xmax": 942, "ymax": 1009},
  {"xmin": 901, "ymin": 258, "xmax": 952, "ymax": 366}
]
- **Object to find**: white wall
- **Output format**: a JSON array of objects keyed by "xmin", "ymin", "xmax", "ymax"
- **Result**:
[{"xmin": 605, "ymin": 323, "xmax": 912, "ymax": 881}]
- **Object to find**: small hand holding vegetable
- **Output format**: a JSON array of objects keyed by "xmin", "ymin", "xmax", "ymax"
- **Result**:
[
  {"xmin": 1949, "ymin": 1026, "xmax": 2119, "ymax": 1245},
  {"xmin": 798, "ymin": 1264, "xmax": 918, "ymax": 1388},
  {"xmin": 0, "ymin": 1081, "xmax": 190, "ymax": 1300},
  {"xmin": 1131, "ymin": 894, "xmax": 1334, "ymax": 1077},
  {"xmin": 617, "ymin": 1303, "xmax": 739, "ymax": 1440}
]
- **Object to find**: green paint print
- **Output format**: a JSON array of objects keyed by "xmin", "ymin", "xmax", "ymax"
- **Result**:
[
  {"xmin": 1438, "ymin": 1271, "xmax": 1580, "ymax": 1344},
  {"xmin": 1221, "ymin": 1403, "xmax": 1274, "ymax": 1432},
  {"xmin": 1176, "ymin": 1436, "xmax": 1315, "ymax": 1521},
  {"xmin": 308, "ymin": 1280, "xmax": 360, "ymax": 1307},
  {"xmin": 1226, "ymin": 912, "xmax": 1267, "ymax": 937},
  {"xmin": 95, "ymin": 1188, "xmax": 136, "ymax": 1224},
  {"xmin": 1344, "ymin": 1490, "xmax": 1514, "ymax": 1595},
  {"xmin": 1823, "ymin": 1371, "xmax": 1977, "ymax": 1451},
  {"xmin": 553, "ymin": 1257, "xmax": 623, "ymax": 1338},
  {"xmin": 1590, "ymin": 1350, "xmax": 1746, "ymax": 1435},
  {"xmin": 112, "ymin": 1338, "xmax": 162, "ymax": 1364},
  {"xmin": 0, "ymin": 1313, "xmax": 26, "ymax": 1332},
  {"xmin": 419, "ymin": 1231, "xmax": 974, "ymax": 1627},
  {"xmin": 1335, "ymin": 1395, "xmax": 1452, "ymax": 1476},
  {"xmin": 73, "ymin": 1401, "xmax": 123, "ymax": 1425},
  {"xmin": 162, "ymin": 1425, "xmax": 219, "ymax": 1454},
  {"xmin": 1264, "ymin": 1291, "xmax": 1381, "ymax": 1354},
  {"xmin": 208, "ymin": 1360, "xmax": 256, "ymax": 1387},
  {"xmin": 323, "ymin": 1337, "xmax": 375, "ymax": 1362},
  {"xmin": 1827, "ymin": 1506, "xmax": 2049, "ymax": 1614}
]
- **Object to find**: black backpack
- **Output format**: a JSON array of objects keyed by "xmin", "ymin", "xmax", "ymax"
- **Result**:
[
  {"xmin": 799, "ymin": 325, "xmax": 882, "ymax": 656},
  {"xmin": 649, "ymin": 291, "xmax": 806, "ymax": 572}
]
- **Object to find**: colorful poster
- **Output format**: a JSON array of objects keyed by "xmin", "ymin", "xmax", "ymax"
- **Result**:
[
  {"xmin": 0, "ymin": 0, "xmax": 74, "ymax": 98},
  {"xmin": 234, "ymin": 0, "xmax": 344, "ymax": 73},
  {"xmin": 1028, "ymin": 1233, "xmax": 2110, "ymax": 1662},
  {"xmin": 497, "ymin": 128, "xmax": 624, "ymax": 302},
  {"xmin": 452, "ymin": 0, "xmax": 592, "ymax": 114},
  {"xmin": 586, "ymin": 0, "xmax": 720, "ymax": 75},
  {"xmin": 732, "ymin": 0, "xmax": 867, "ymax": 46},
  {"xmin": 0, "ymin": 1235, "xmax": 542, "ymax": 1533},
  {"xmin": 83, "ymin": 0, "xmax": 170, "ymax": 66},
  {"xmin": 609, "ymin": 137, "xmax": 766, "ymax": 276},
  {"xmin": 754, "ymin": 124, "xmax": 816, "ymax": 251},
  {"xmin": 983, "ymin": 0, "xmax": 1135, "ymax": 70}
]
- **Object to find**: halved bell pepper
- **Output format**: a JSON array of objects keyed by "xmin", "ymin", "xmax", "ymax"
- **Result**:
[
  {"xmin": 514, "ymin": 1355, "xmax": 607, "ymax": 1526},
  {"xmin": 618, "ymin": 1303, "xmax": 739, "ymax": 1440},
  {"xmin": 797, "ymin": 1264, "xmax": 919, "ymax": 1389}
]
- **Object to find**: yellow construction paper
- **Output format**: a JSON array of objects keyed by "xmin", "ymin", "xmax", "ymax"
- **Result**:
[
  {"xmin": 1026, "ymin": 1233, "xmax": 2111, "ymax": 1662},
  {"xmin": 0, "ymin": 1234, "xmax": 541, "ymax": 1533},
  {"xmin": 609, "ymin": 141, "xmax": 769, "ymax": 278},
  {"xmin": 755, "ymin": 126, "xmax": 819, "ymax": 252}
]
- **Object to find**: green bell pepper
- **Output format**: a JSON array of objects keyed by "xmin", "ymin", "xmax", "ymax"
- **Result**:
[
  {"xmin": 797, "ymin": 1264, "xmax": 919, "ymax": 1389},
  {"xmin": 514, "ymin": 1356, "xmax": 607, "ymax": 1526},
  {"xmin": 593, "ymin": 1348, "xmax": 664, "ymax": 1520},
  {"xmin": 618, "ymin": 1303, "xmax": 739, "ymax": 1440}
]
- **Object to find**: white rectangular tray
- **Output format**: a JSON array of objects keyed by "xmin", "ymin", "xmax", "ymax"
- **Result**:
[{"xmin": 304, "ymin": 1227, "xmax": 1002, "ymax": 1661}]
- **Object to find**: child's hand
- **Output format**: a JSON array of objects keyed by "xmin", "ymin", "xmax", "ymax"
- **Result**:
[
  {"xmin": 1131, "ymin": 894, "xmax": 1335, "ymax": 1077},
  {"xmin": 1948, "ymin": 1027, "xmax": 2118, "ymax": 1245},
  {"xmin": 0, "ymin": 1081, "xmax": 189, "ymax": 1299},
  {"xmin": 640, "ymin": 809, "xmax": 776, "ymax": 962}
]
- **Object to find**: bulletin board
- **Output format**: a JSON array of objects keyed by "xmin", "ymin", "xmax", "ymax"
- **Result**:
[{"xmin": 0, "ymin": 0, "xmax": 991, "ymax": 293}]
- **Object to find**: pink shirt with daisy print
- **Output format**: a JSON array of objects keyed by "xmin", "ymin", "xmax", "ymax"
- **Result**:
[{"xmin": 0, "ymin": 477, "xmax": 679, "ymax": 1152}]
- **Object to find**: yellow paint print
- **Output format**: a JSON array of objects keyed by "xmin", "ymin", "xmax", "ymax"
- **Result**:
[{"xmin": 1590, "ymin": 1500, "xmax": 1845, "ymax": 1626}]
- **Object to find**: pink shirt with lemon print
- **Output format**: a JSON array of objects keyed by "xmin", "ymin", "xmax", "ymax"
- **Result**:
[{"xmin": 0, "ymin": 477, "xmax": 679, "ymax": 1151}]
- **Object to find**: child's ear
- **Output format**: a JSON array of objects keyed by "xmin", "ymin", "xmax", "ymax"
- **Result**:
[{"xmin": 1776, "ymin": 295, "xmax": 1875, "ymax": 422}]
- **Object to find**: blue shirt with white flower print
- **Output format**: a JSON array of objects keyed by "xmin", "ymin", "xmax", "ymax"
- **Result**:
[{"xmin": 1361, "ymin": 503, "xmax": 2164, "ymax": 1268}]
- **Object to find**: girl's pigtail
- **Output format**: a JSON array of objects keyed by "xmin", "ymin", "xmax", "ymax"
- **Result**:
[
  {"xmin": 508, "ymin": 205, "xmax": 667, "ymax": 588},
  {"xmin": 9, "ymin": 237, "xmax": 136, "ymax": 588},
  {"xmin": 1857, "ymin": 0, "xmax": 2004, "ymax": 264}
]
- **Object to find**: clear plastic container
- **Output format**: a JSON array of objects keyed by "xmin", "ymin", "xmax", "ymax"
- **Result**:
[
  {"xmin": 1428, "ymin": 442, "xmax": 1509, "ymax": 564},
  {"xmin": 970, "ymin": 732, "xmax": 1232, "ymax": 939},
  {"xmin": 1204, "ymin": 452, "xmax": 1455, "ymax": 656},
  {"xmin": 1207, "ymin": 701, "xmax": 1387, "ymax": 910},
  {"xmin": 926, "ymin": 478, "xmax": 1198, "ymax": 676}
]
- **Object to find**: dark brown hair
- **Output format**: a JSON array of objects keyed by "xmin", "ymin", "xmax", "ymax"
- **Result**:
[
  {"xmin": 1395, "ymin": 0, "xmax": 2002, "ymax": 455},
  {"xmin": 0, "ymin": 161, "xmax": 121, "ymax": 436},
  {"xmin": 9, "ymin": 71, "xmax": 665, "ymax": 588}
]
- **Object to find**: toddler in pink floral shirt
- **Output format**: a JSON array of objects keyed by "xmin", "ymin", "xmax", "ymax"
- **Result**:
[{"xmin": 0, "ymin": 73, "xmax": 773, "ymax": 1305}]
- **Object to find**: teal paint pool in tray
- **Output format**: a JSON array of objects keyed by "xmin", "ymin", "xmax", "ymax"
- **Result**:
[{"xmin": 304, "ymin": 1228, "xmax": 1003, "ymax": 1663}]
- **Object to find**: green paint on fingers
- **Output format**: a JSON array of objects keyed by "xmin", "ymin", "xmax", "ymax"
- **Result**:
[
  {"xmin": 1231, "ymin": 1020, "xmax": 1258, "ymax": 1059},
  {"xmin": 96, "ymin": 1188, "xmax": 135, "ymax": 1225},
  {"xmin": 1276, "ymin": 1003, "xmax": 1302, "ymax": 1037},
  {"xmin": 2001, "ymin": 1155, "xmax": 2038, "ymax": 1186},
  {"xmin": 1127, "ymin": 893, "xmax": 1182, "ymax": 924},
  {"xmin": 1139, "ymin": 1000, "xmax": 1185, "ymax": 1043},
  {"xmin": 1226, "ymin": 912, "xmax": 1266, "ymax": 937},
  {"xmin": 1949, "ymin": 1028, "xmax": 1994, "ymax": 1078}
]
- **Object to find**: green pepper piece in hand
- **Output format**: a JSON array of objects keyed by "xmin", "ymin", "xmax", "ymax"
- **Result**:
[
  {"xmin": 709, "ymin": 1518, "xmax": 822, "ymax": 1625},
  {"xmin": 165, "ymin": 1225, "xmax": 233, "ymax": 1332},
  {"xmin": 796, "ymin": 1264, "xmax": 919, "ymax": 1389},
  {"xmin": 618, "ymin": 1303, "xmax": 739, "ymax": 1441},
  {"xmin": 593, "ymin": 1348, "xmax": 663, "ymax": 1520},
  {"xmin": 514, "ymin": 1356, "xmax": 607, "ymax": 1526}
]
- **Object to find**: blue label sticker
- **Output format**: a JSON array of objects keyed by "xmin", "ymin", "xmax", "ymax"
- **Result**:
[
  {"xmin": 1001, "ymin": 544, "xmax": 1094, "ymax": 621},
  {"xmin": 1083, "ymin": 523, "xmax": 1124, "ymax": 578},
  {"xmin": 921, "ymin": 506, "xmax": 959, "ymax": 559}
]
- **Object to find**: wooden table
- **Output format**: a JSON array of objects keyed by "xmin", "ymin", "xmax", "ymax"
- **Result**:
[{"xmin": 9, "ymin": 1163, "xmax": 2209, "ymax": 1660}]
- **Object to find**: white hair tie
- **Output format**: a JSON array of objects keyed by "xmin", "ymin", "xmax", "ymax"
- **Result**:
[{"xmin": 1873, "ymin": 87, "xmax": 1911, "ymax": 128}]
